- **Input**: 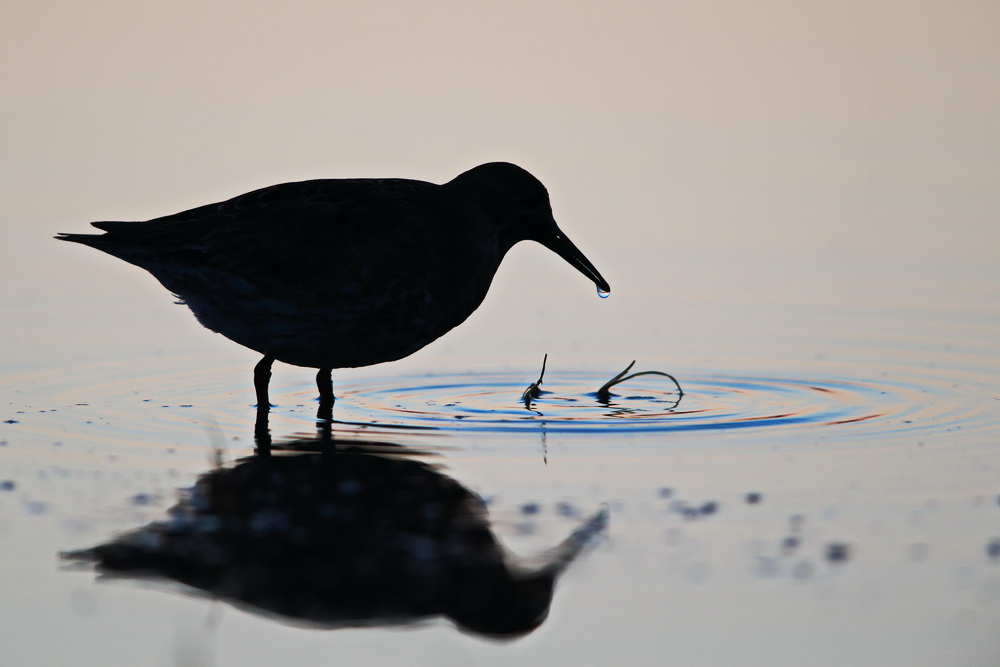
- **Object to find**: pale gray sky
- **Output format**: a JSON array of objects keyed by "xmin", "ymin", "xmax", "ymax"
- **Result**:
[{"xmin": 4, "ymin": 0, "xmax": 997, "ymax": 266}]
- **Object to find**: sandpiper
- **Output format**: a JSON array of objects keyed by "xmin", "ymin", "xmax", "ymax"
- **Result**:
[{"xmin": 57, "ymin": 162, "xmax": 610, "ymax": 408}]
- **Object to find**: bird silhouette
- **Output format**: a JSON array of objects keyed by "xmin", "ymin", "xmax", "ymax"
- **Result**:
[{"xmin": 57, "ymin": 162, "xmax": 610, "ymax": 409}]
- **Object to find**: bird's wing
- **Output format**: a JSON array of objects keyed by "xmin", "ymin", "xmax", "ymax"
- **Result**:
[{"xmin": 81, "ymin": 178, "xmax": 444, "ymax": 289}]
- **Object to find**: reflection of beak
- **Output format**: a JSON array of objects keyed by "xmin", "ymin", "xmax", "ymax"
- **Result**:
[{"xmin": 538, "ymin": 229, "xmax": 611, "ymax": 295}]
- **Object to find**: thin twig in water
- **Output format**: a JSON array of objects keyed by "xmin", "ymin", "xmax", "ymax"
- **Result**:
[
  {"xmin": 521, "ymin": 354, "xmax": 548, "ymax": 405},
  {"xmin": 596, "ymin": 360, "xmax": 684, "ymax": 401}
]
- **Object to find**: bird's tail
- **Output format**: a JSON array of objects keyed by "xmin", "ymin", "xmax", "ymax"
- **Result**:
[{"xmin": 55, "ymin": 221, "xmax": 163, "ymax": 266}]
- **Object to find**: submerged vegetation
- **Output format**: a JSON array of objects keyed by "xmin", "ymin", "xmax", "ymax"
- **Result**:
[
  {"xmin": 520, "ymin": 354, "xmax": 548, "ymax": 405},
  {"xmin": 595, "ymin": 360, "xmax": 684, "ymax": 401},
  {"xmin": 521, "ymin": 356, "xmax": 683, "ymax": 407}
]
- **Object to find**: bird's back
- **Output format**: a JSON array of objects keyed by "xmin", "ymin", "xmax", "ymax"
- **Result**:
[{"xmin": 60, "ymin": 178, "xmax": 445, "ymax": 287}]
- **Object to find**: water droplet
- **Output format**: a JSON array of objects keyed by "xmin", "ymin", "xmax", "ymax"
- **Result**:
[
  {"xmin": 597, "ymin": 286, "xmax": 610, "ymax": 299},
  {"xmin": 131, "ymin": 493, "xmax": 153, "ymax": 506}
]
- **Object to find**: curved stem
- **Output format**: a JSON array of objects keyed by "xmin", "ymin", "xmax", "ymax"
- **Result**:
[
  {"xmin": 596, "ymin": 361, "xmax": 684, "ymax": 400},
  {"xmin": 521, "ymin": 353, "xmax": 548, "ymax": 405}
]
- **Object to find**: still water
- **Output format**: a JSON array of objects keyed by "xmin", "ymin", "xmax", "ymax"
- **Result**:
[{"xmin": 2, "ymin": 248, "xmax": 999, "ymax": 666}]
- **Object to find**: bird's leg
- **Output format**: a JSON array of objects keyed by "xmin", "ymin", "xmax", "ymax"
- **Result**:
[
  {"xmin": 316, "ymin": 368, "xmax": 335, "ymax": 409},
  {"xmin": 253, "ymin": 355, "xmax": 275, "ymax": 455},
  {"xmin": 254, "ymin": 354, "xmax": 276, "ymax": 409}
]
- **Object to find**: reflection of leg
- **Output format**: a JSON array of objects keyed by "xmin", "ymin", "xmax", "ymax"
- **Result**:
[
  {"xmin": 254, "ymin": 405, "xmax": 271, "ymax": 455},
  {"xmin": 316, "ymin": 408, "xmax": 333, "ymax": 446},
  {"xmin": 316, "ymin": 402, "xmax": 333, "ymax": 426},
  {"xmin": 254, "ymin": 355, "xmax": 275, "ymax": 408},
  {"xmin": 253, "ymin": 355, "xmax": 275, "ymax": 456},
  {"xmin": 316, "ymin": 368, "xmax": 334, "ymax": 409}
]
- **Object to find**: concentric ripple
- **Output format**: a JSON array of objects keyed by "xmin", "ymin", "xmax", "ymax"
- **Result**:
[
  {"xmin": 6, "ymin": 351, "xmax": 997, "ymax": 444},
  {"xmin": 288, "ymin": 368, "xmax": 998, "ymax": 437}
]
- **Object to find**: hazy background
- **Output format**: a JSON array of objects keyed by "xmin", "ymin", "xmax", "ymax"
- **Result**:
[
  {"xmin": 3, "ymin": 0, "xmax": 998, "ymax": 376},
  {"xmin": 3, "ymin": 5, "xmax": 1000, "ymax": 664}
]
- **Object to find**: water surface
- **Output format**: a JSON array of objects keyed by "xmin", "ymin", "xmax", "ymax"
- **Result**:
[{"xmin": 3, "ymin": 250, "xmax": 999, "ymax": 666}]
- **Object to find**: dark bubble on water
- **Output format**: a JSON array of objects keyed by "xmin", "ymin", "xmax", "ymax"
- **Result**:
[
  {"xmin": 520, "ymin": 502, "xmax": 540, "ymax": 516},
  {"xmin": 555, "ymin": 501, "xmax": 579, "ymax": 518},
  {"xmin": 131, "ymin": 493, "xmax": 153, "ymax": 506},
  {"xmin": 986, "ymin": 538, "xmax": 1000, "ymax": 560},
  {"xmin": 781, "ymin": 536, "xmax": 800, "ymax": 553},
  {"xmin": 826, "ymin": 542, "xmax": 851, "ymax": 563},
  {"xmin": 0, "ymin": 480, "xmax": 15, "ymax": 491},
  {"xmin": 670, "ymin": 498, "xmax": 719, "ymax": 520},
  {"xmin": 745, "ymin": 492, "xmax": 762, "ymax": 504}
]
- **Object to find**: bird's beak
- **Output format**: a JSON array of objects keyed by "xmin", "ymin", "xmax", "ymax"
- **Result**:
[{"xmin": 539, "ymin": 229, "xmax": 611, "ymax": 295}]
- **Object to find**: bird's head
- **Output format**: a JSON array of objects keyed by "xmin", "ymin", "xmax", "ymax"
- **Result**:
[{"xmin": 448, "ymin": 162, "xmax": 611, "ymax": 296}]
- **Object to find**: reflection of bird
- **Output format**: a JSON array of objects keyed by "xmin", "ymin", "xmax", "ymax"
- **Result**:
[
  {"xmin": 63, "ymin": 437, "xmax": 607, "ymax": 638},
  {"xmin": 57, "ymin": 163, "xmax": 610, "ymax": 408}
]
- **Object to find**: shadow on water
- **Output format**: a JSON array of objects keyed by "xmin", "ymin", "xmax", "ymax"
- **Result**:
[{"xmin": 62, "ymin": 417, "xmax": 608, "ymax": 640}]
